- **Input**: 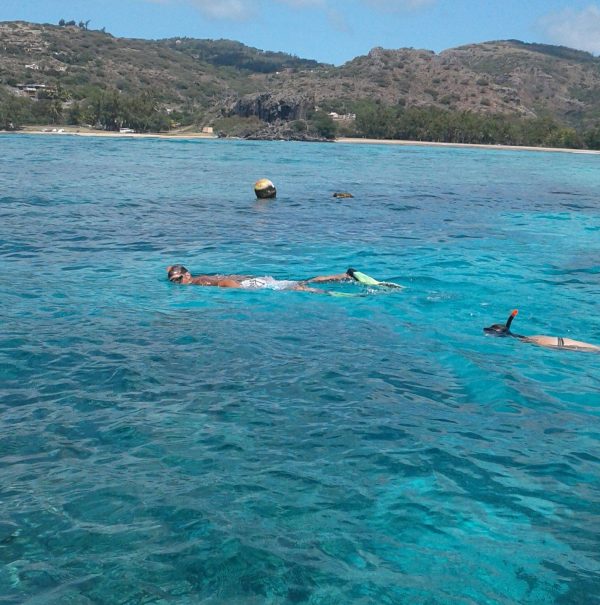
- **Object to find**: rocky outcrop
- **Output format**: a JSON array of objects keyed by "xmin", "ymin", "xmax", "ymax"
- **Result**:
[
  {"xmin": 242, "ymin": 119, "xmax": 329, "ymax": 142},
  {"xmin": 226, "ymin": 92, "xmax": 315, "ymax": 123}
]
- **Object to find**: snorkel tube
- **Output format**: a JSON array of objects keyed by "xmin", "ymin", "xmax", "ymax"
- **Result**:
[
  {"xmin": 484, "ymin": 309, "xmax": 520, "ymax": 337},
  {"xmin": 505, "ymin": 309, "xmax": 527, "ymax": 339},
  {"xmin": 505, "ymin": 309, "xmax": 518, "ymax": 331}
]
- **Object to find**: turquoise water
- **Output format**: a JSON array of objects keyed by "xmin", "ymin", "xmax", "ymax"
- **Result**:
[{"xmin": 1, "ymin": 135, "xmax": 599, "ymax": 604}]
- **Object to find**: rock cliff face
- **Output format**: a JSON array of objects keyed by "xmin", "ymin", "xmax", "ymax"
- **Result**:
[{"xmin": 227, "ymin": 92, "xmax": 314, "ymax": 123}]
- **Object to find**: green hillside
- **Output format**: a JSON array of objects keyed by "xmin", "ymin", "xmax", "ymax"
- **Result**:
[{"xmin": 1, "ymin": 21, "xmax": 600, "ymax": 148}]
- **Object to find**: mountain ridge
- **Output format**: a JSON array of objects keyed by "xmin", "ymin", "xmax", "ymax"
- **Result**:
[{"xmin": 1, "ymin": 21, "xmax": 600, "ymax": 146}]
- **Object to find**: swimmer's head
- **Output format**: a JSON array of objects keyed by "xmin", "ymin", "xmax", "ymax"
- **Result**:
[
  {"xmin": 167, "ymin": 264, "xmax": 191, "ymax": 284},
  {"xmin": 484, "ymin": 309, "xmax": 518, "ymax": 337},
  {"xmin": 484, "ymin": 323, "xmax": 510, "ymax": 336}
]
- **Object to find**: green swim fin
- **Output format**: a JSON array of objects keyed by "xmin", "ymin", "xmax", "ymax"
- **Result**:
[
  {"xmin": 347, "ymin": 268, "xmax": 404, "ymax": 289},
  {"xmin": 349, "ymin": 270, "xmax": 380, "ymax": 285}
]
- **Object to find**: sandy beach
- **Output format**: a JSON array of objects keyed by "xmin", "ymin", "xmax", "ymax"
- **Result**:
[
  {"xmin": 4, "ymin": 126, "xmax": 600, "ymax": 154},
  {"xmin": 7, "ymin": 125, "xmax": 218, "ymax": 140},
  {"xmin": 336, "ymin": 137, "xmax": 600, "ymax": 155}
]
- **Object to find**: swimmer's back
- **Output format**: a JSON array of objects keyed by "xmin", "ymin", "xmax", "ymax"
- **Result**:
[{"xmin": 525, "ymin": 335, "xmax": 600, "ymax": 351}]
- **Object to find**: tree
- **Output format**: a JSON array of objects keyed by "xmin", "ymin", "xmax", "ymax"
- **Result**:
[
  {"xmin": 355, "ymin": 102, "xmax": 397, "ymax": 139},
  {"xmin": 543, "ymin": 126, "xmax": 583, "ymax": 149},
  {"xmin": 350, "ymin": 101, "xmax": 590, "ymax": 149},
  {"xmin": 67, "ymin": 102, "xmax": 83, "ymax": 125},
  {"xmin": 81, "ymin": 89, "xmax": 171, "ymax": 132},
  {"xmin": 0, "ymin": 96, "xmax": 31, "ymax": 130},
  {"xmin": 309, "ymin": 111, "xmax": 336, "ymax": 139},
  {"xmin": 58, "ymin": 19, "xmax": 66, "ymax": 27},
  {"xmin": 584, "ymin": 126, "xmax": 600, "ymax": 150}
]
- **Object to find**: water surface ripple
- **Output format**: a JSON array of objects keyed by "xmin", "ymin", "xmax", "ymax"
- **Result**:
[{"xmin": 1, "ymin": 136, "xmax": 599, "ymax": 604}]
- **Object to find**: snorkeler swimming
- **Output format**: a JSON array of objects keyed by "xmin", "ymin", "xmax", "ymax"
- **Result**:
[
  {"xmin": 167, "ymin": 265, "xmax": 403, "ymax": 293},
  {"xmin": 484, "ymin": 310, "xmax": 600, "ymax": 352},
  {"xmin": 167, "ymin": 265, "xmax": 354, "ymax": 292}
]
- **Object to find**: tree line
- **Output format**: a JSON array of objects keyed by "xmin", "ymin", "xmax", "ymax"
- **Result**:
[
  {"xmin": 165, "ymin": 38, "xmax": 320, "ymax": 74},
  {"xmin": 0, "ymin": 89, "xmax": 172, "ymax": 132},
  {"xmin": 349, "ymin": 101, "xmax": 600, "ymax": 150},
  {"xmin": 2, "ymin": 90, "xmax": 600, "ymax": 149},
  {"xmin": 69, "ymin": 90, "xmax": 172, "ymax": 132},
  {"xmin": 58, "ymin": 19, "xmax": 91, "ymax": 30},
  {"xmin": 57, "ymin": 19, "xmax": 106, "ymax": 33}
]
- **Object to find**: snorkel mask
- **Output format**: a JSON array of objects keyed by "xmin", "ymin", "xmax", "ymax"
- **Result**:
[
  {"xmin": 168, "ymin": 265, "xmax": 189, "ymax": 283},
  {"xmin": 484, "ymin": 309, "xmax": 518, "ymax": 336}
]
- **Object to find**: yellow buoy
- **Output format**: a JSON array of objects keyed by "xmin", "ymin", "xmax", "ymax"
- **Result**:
[{"xmin": 254, "ymin": 178, "xmax": 277, "ymax": 199}]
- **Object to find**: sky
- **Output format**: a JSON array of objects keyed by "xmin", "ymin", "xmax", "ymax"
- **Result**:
[{"xmin": 2, "ymin": 0, "xmax": 600, "ymax": 65}]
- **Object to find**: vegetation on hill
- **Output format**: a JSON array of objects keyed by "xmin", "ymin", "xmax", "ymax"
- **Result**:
[
  {"xmin": 351, "ymin": 101, "xmax": 585, "ymax": 148},
  {"xmin": 504, "ymin": 40, "xmax": 597, "ymax": 63},
  {"xmin": 1, "ymin": 21, "xmax": 600, "ymax": 148},
  {"xmin": 161, "ymin": 38, "xmax": 323, "ymax": 73}
]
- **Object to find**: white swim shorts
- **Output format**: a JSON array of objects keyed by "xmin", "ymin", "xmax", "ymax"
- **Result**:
[{"xmin": 239, "ymin": 276, "xmax": 299, "ymax": 290}]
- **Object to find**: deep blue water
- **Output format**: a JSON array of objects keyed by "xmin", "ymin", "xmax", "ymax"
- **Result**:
[{"xmin": 1, "ymin": 134, "xmax": 599, "ymax": 605}]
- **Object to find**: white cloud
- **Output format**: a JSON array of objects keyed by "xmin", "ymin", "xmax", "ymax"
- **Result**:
[
  {"xmin": 145, "ymin": 0, "xmax": 325, "ymax": 20},
  {"xmin": 188, "ymin": 0, "xmax": 254, "ymax": 19},
  {"xmin": 277, "ymin": 0, "xmax": 325, "ymax": 6},
  {"xmin": 145, "ymin": 0, "xmax": 436, "ymax": 20},
  {"xmin": 144, "ymin": 0, "xmax": 255, "ymax": 20},
  {"xmin": 326, "ymin": 7, "xmax": 351, "ymax": 33},
  {"xmin": 539, "ymin": 5, "xmax": 600, "ymax": 54},
  {"xmin": 362, "ymin": 0, "xmax": 436, "ymax": 10}
]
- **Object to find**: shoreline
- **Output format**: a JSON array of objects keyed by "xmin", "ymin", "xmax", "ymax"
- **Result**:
[
  {"xmin": 4, "ymin": 127, "xmax": 600, "ymax": 154},
  {"xmin": 3, "ymin": 126, "xmax": 218, "ymax": 140},
  {"xmin": 335, "ymin": 137, "xmax": 600, "ymax": 155}
]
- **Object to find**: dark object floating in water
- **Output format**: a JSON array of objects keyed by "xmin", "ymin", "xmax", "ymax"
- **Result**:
[
  {"xmin": 254, "ymin": 178, "xmax": 277, "ymax": 199},
  {"xmin": 333, "ymin": 192, "xmax": 354, "ymax": 198}
]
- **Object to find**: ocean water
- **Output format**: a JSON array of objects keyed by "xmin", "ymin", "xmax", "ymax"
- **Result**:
[{"xmin": 1, "ymin": 134, "xmax": 599, "ymax": 605}]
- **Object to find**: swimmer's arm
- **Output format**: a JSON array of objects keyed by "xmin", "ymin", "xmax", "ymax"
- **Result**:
[{"xmin": 304, "ymin": 272, "xmax": 350, "ymax": 283}]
